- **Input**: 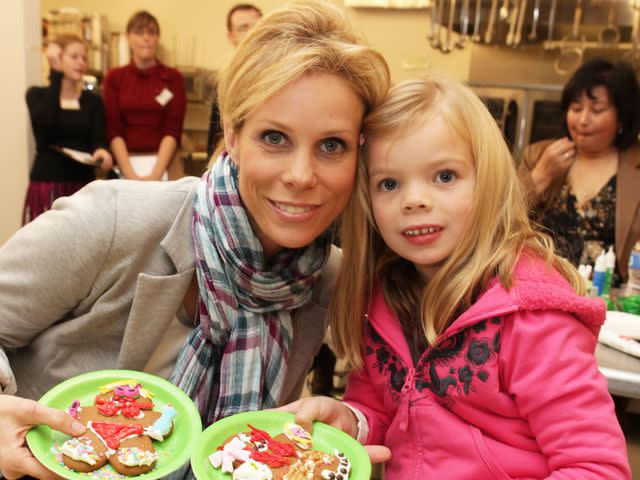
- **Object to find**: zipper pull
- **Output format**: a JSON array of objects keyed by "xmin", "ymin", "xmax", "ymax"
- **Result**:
[{"xmin": 398, "ymin": 370, "xmax": 414, "ymax": 432}]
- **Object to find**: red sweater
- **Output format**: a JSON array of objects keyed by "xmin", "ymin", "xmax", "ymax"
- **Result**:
[{"xmin": 103, "ymin": 61, "xmax": 186, "ymax": 152}]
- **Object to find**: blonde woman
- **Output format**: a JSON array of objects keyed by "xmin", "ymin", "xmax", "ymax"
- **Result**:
[
  {"xmin": 283, "ymin": 75, "xmax": 630, "ymax": 478},
  {"xmin": 0, "ymin": 2, "xmax": 389, "ymax": 478},
  {"xmin": 24, "ymin": 34, "xmax": 112, "ymax": 223}
]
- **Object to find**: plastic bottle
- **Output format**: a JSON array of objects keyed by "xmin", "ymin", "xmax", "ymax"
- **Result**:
[
  {"xmin": 602, "ymin": 246, "xmax": 616, "ymax": 296},
  {"xmin": 626, "ymin": 241, "xmax": 640, "ymax": 296},
  {"xmin": 592, "ymin": 251, "xmax": 606, "ymax": 297}
]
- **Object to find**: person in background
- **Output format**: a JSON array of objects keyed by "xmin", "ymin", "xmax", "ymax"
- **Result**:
[
  {"xmin": 518, "ymin": 59, "xmax": 640, "ymax": 284},
  {"xmin": 206, "ymin": 3, "xmax": 263, "ymax": 158},
  {"xmin": 0, "ymin": 1, "xmax": 390, "ymax": 478},
  {"xmin": 103, "ymin": 10, "xmax": 186, "ymax": 180},
  {"xmin": 24, "ymin": 34, "xmax": 112, "ymax": 223},
  {"xmin": 283, "ymin": 75, "xmax": 630, "ymax": 478}
]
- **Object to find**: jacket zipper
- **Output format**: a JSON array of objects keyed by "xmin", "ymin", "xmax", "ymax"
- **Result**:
[{"xmin": 398, "ymin": 369, "xmax": 415, "ymax": 432}]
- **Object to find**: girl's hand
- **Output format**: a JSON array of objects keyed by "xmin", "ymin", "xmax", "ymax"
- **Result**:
[
  {"xmin": 530, "ymin": 137, "xmax": 576, "ymax": 192},
  {"xmin": 0, "ymin": 394, "xmax": 86, "ymax": 479},
  {"xmin": 45, "ymin": 43, "xmax": 62, "ymax": 72},
  {"xmin": 279, "ymin": 397, "xmax": 391, "ymax": 464},
  {"xmin": 92, "ymin": 148, "xmax": 113, "ymax": 171}
]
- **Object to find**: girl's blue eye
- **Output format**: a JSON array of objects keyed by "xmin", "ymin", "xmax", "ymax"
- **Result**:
[
  {"xmin": 436, "ymin": 170, "xmax": 456, "ymax": 184},
  {"xmin": 319, "ymin": 138, "xmax": 345, "ymax": 154},
  {"xmin": 262, "ymin": 131, "xmax": 286, "ymax": 146},
  {"xmin": 379, "ymin": 178, "xmax": 399, "ymax": 192}
]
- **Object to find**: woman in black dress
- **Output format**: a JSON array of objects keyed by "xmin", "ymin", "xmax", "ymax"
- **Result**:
[{"xmin": 24, "ymin": 34, "xmax": 112, "ymax": 223}]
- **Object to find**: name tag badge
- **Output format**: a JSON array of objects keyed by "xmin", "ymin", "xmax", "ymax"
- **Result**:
[{"xmin": 155, "ymin": 88, "xmax": 174, "ymax": 106}]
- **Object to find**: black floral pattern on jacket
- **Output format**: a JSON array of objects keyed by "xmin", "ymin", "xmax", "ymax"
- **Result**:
[{"xmin": 365, "ymin": 317, "xmax": 503, "ymax": 407}]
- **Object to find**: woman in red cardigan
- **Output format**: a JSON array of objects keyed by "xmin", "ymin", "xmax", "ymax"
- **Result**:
[{"xmin": 103, "ymin": 10, "xmax": 186, "ymax": 180}]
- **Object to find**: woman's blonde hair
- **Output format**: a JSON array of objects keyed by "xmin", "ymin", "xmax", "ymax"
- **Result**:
[
  {"xmin": 216, "ymin": 0, "xmax": 390, "ymax": 137},
  {"xmin": 331, "ymin": 73, "xmax": 585, "ymax": 368}
]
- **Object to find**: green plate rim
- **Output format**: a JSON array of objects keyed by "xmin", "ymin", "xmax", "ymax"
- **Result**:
[
  {"xmin": 26, "ymin": 369, "xmax": 202, "ymax": 480},
  {"xmin": 190, "ymin": 410, "xmax": 370, "ymax": 480}
]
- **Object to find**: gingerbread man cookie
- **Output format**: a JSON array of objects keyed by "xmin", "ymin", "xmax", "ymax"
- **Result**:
[
  {"xmin": 209, "ymin": 422, "xmax": 351, "ymax": 480},
  {"xmin": 59, "ymin": 380, "xmax": 177, "ymax": 476}
]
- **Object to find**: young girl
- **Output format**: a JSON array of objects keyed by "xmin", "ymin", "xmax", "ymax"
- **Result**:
[{"xmin": 284, "ymin": 76, "xmax": 631, "ymax": 479}]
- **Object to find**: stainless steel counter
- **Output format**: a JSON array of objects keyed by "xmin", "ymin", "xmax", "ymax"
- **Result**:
[{"xmin": 596, "ymin": 343, "xmax": 640, "ymax": 399}]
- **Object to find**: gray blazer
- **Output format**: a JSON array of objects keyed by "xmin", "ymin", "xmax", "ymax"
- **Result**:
[{"xmin": 0, "ymin": 177, "xmax": 340, "ymax": 403}]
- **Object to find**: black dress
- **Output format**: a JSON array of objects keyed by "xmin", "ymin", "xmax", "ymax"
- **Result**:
[
  {"xmin": 541, "ymin": 175, "xmax": 617, "ymax": 279},
  {"xmin": 24, "ymin": 70, "xmax": 107, "ymax": 222}
]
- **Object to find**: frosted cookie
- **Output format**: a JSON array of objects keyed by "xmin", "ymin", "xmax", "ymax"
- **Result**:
[
  {"xmin": 59, "ymin": 380, "xmax": 177, "ymax": 476},
  {"xmin": 209, "ymin": 423, "xmax": 351, "ymax": 480}
]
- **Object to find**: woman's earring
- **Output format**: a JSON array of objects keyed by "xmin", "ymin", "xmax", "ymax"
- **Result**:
[{"xmin": 618, "ymin": 125, "xmax": 623, "ymax": 135}]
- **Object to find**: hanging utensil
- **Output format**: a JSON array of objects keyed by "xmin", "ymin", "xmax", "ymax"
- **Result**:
[
  {"xmin": 499, "ymin": 0, "xmax": 510, "ymax": 21},
  {"xmin": 456, "ymin": 0, "xmax": 471, "ymax": 47},
  {"xmin": 443, "ymin": 0, "xmax": 457, "ymax": 53},
  {"xmin": 567, "ymin": 0, "xmax": 586, "ymax": 44},
  {"xmin": 623, "ymin": 1, "xmax": 640, "ymax": 72},
  {"xmin": 505, "ymin": 1, "xmax": 519, "ymax": 46},
  {"xmin": 554, "ymin": 0, "xmax": 585, "ymax": 76},
  {"xmin": 514, "ymin": 0, "xmax": 528, "ymax": 46},
  {"xmin": 597, "ymin": 3, "xmax": 619, "ymax": 46},
  {"xmin": 485, "ymin": 0, "xmax": 499, "ymax": 44},
  {"xmin": 431, "ymin": 0, "xmax": 444, "ymax": 49},
  {"xmin": 546, "ymin": 0, "xmax": 558, "ymax": 43},
  {"xmin": 471, "ymin": 0, "xmax": 482, "ymax": 42},
  {"xmin": 427, "ymin": 0, "xmax": 437, "ymax": 40},
  {"xmin": 528, "ymin": 0, "xmax": 540, "ymax": 42}
]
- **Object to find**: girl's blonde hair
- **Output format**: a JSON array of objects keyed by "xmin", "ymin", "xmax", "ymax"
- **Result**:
[
  {"xmin": 331, "ymin": 73, "xmax": 585, "ymax": 368},
  {"xmin": 216, "ymin": 0, "xmax": 390, "ymax": 136}
]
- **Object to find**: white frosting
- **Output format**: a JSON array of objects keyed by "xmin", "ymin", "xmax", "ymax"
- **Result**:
[
  {"xmin": 59, "ymin": 438, "xmax": 98, "ymax": 465},
  {"xmin": 208, "ymin": 437, "xmax": 252, "ymax": 473},
  {"xmin": 232, "ymin": 459, "xmax": 273, "ymax": 480}
]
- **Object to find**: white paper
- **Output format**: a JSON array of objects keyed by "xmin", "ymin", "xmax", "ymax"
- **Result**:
[
  {"xmin": 598, "ymin": 329, "xmax": 640, "ymax": 359},
  {"xmin": 54, "ymin": 146, "xmax": 96, "ymax": 165},
  {"xmin": 603, "ymin": 311, "xmax": 640, "ymax": 340}
]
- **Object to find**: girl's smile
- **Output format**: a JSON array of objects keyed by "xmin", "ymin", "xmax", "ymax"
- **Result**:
[{"xmin": 401, "ymin": 225, "xmax": 443, "ymax": 245}]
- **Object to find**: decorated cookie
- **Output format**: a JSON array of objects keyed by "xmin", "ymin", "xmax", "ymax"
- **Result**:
[
  {"xmin": 59, "ymin": 380, "xmax": 177, "ymax": 476},
  {"xmin": 208, "ymin": 423, "xmax": 351, "ymax": 480}
]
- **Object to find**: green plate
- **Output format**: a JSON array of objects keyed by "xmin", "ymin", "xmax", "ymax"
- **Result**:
[
  {"xmin": 191, "ymin": 410, "xmax": 370, "ymax": 480},
  {"xmin": 26, "ymin": 369, "xmax": 202, "ymax": 480}
]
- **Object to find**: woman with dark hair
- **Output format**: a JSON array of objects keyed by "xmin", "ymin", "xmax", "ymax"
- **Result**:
[
  {"xmin": 103, "ymin": 10, "xmax": 186, "ymax": 181},
  {"xmin": 519, "ymin": 59, "xmax": 640, "ymax": 282}
]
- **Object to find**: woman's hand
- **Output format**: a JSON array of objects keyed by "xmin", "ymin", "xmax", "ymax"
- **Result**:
[
  {"xmin": 0, "ymin": 395, "xmax": 86, "ymax": 479},
  {"xmin": 45, "ymin": 43, "xmax": 62, "ymax": 72},
  {"xmin": 92, "ymin": 148, "xmax": 113, "ymax": 171},
  {"xmin": 279, "ymin": 396, "xmax": 391, "ymax": 464},
  {"xmin": 530, "ymin": 137, "xmax": 576, "ymax": 194}
]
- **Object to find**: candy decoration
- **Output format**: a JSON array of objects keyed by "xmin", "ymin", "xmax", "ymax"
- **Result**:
[
  {"xmin": 90, "ymin": 421, "xmax": 144, "ymax": 450},
  {"xmin": 208, "ymin": 437, "xmax": 252, "ymax": 473},
  {"xmin": 283, "ymin": 421, "xmax": 313, "ymax": 450},
  {"xmin": 67, "ymin": 400, "xmax": 81, "ymax": 419},
  {"xmin": 117, "ymin": 447, "xmax": 158, "ymax": 467}
]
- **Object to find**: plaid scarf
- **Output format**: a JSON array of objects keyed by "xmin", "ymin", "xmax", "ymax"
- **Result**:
[{"xmin": 170, "ymin": 153, "xmax": 329, "ymax": 427}]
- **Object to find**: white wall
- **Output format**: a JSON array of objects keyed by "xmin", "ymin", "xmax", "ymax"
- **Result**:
[{"xmin": 0, "ymin": 0, "xmax": 41, "ymax": 244}]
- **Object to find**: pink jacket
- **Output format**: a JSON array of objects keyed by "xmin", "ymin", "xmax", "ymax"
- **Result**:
[{"xmin": 344, "ymin": 256, "xmax": 630, "ymax": 479}]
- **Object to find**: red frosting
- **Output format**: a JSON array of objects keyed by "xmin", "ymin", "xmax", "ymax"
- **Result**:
[{"xmin": 91, "ymin": 421, "xmax": 144, "ymax": 450}]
